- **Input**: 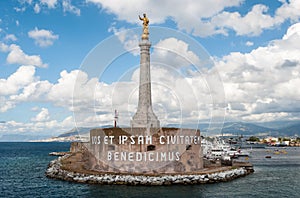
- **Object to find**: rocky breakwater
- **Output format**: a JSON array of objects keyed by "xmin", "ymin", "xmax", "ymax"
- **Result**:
[{"xmin": 46, "ymin": 156, "xmax": 253, "ymax": 185}]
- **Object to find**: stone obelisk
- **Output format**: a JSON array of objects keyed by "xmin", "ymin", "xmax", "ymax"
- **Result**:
[{"xmin": 131, "ymin": 14, "xmax": 160, "ymax": 129}]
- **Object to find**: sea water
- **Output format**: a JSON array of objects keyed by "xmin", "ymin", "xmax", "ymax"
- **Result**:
[{"xmin": 0, "ymin": 142, "xmax": 299, "ymax": 197}]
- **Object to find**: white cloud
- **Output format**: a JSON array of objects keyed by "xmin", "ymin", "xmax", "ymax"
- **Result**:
[
  {"xmin": 0, "ymin": 42, "xmax": 10, "ymax": 52},
  {"xmin": 152, "ymin": 37, "xmax": 200, "ymax": 68},
  {"xmin": 150, "ymin": 67, "xmax": 211, "ymax": 124},
  {"xmin": 24, "ymin": 0, "xmax": 33, "ymax": 4},
  {"xmin": 245, "ymin": 41, "xmax": 254, "ymax": 46},
  {"xmin": 0, "ymin": 65, "xmax": 36, "ymax": 96},
  {"xmin": 6, "ymin": 44, "xmax": 47, "ymax": 67},
  {"xmin": 40, "ymin": 0, "xmax": 57, "ymax": 9},
  {"xmin": 14, "ymin": 7, "xmax": 26, "ymax": 12},
  {"xmin": 28, "ymin": 27, "xmax": 59, "ymax": 47},
  {"xmin": 87, "ymin": 0, "xmax": 300, "ymax": 37},
  {"xmin": 0, "ymin": 114, "xmax": 75, "ymax": 135},
  {"xmin": 108, "ymin": 25, "xmax": 140, "ymax": 56},
  {"xmin": 2, "ymin": 23, "xmax": 300, "ymax": 133},
  {"xmin": 0, "ymin": 67, "xmax": 96, "ymax": 113},
  {"xmin": 0, "ymin": 39, "xmax": 216, "ymax": 127},
  {"xmin": 0, "ymin": 66, "xmax": 40, "ymax": 112},
  {"xmin": 87, "ymin": 0, "xmax": 242, "ymax": 37},
  {"xmin": 87, "ymin": 0, "xmax": 241, "ymax": 24},
  {"xmin": 31, "ymin": 106, "xmax": 40, "ymax": 111},
  {"xmin": 48, "ymin": 70, "xmax": 81, "ymax": 107},
  {"xmin": 4, "ymin": 34, "xmax": 17, "ymax": 42},
  {"xmin": 276, "ymin": 0, "xmax": 300, "ymax": 22},
  {"xmin": 10, "ymin": 79, "xmax": 52, "ymax": 102},
  {"xmin": 0, "ymin": 65, "xmax": 51, "ymax": 112},
  {"xmin": 210, "ymin": 4, "xmax": 278, "ymax": 36},
  {"xmin": 215, "ymin": 22, "xmax": 300, "ymax": 121},
  {"xmin": 62, "ymin": 0, "xmax": 81, "ymax": 16},
  {"xmin": 0, "ymin": 97, "xmax": 16, "ymax": 113},
  {"xmin": 31, "ymin": 0, "xmax": 80, "ymax": 16},
  {"xmin": 34, "ymin": 3, "xmax": 41, "ymax": 13},
  {"xmin": 61, "ymin": 116, "xmax": 74, "ymax": 128},
  {"xmin": 47, "ymin": 70, "xmax": 102, "ymax": 113},
  {"xmin": 31, "ymin": 108, "xmax": 50, "ymax": 122},
  {"xmin": 283, "ymin": 23, "xmax": 300, "ymax": 40}
]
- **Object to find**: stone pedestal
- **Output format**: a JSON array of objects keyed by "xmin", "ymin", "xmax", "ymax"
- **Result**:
[{"xmin": 131, "ymin": 39, "xmax": 160, "ymax": 130}]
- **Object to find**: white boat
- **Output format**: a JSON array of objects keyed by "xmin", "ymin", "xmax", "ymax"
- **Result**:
[
  {"xmin": 202, "ymin": 137, "xmax": 251, "ymax": 159},
  {"xmin": 236, "ymin": 149, "xmax": 250, "ymax": 157},
  {"xmin": 224, "ymin": 149, "xmax": 239, "ymax": 158},
  {"xmin": 210, "ymin": 148, "xmax": 225, "ymax": 159}
]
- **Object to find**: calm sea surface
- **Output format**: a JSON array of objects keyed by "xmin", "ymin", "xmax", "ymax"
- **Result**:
[{"xmin": 0, "ymin": 142, "xmax": 299, "ymax": 198}]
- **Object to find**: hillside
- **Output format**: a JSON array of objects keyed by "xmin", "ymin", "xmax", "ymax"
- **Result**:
[
  {"xmin": 220, "ymin": 122, "xmax": 278, "ymax": 136},
  {"xmin": 58, "ymin": 127, "xmax": 94, "ymax": 137},
  {"xmin": 279, "ymin": 123, "xmax": 300, "ymax": 136},
  {"xmin": 8, "ymin": 121, "xmax": 298, "ymax": 142}
]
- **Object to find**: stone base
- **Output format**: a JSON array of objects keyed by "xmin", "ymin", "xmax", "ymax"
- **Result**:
[
  {"xmin": 88, "ymin": 127, "xmax": 203, "ymax": 174},
  {"xmin": 46, "ymin": 155, "xmax": 254, "ymax": 185}
]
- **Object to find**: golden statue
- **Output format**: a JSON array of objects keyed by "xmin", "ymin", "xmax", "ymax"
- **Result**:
[{"xmin": 139, "ymin": 13, "xmax": 149, "ymax": 40}]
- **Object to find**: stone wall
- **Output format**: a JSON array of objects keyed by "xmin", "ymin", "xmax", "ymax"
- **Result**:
[
  {"xmin": 72, "ymin": 127, "xmax": 203, "ymax": 174},
  {"xmin": 70, "ymin": 142, "xmax": 87, "ymax": 153},
  {"xmin": 46, "ymin": 156, "xmax": 252, "ymax": 185}
]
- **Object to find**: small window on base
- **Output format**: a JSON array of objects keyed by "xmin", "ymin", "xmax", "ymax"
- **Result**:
[
  {"xmin": 186, "ymin": 145, "xmax": 192, "ymax": 150},
  {"xmin": 147, "ymin": 145, "xmax": 156, "ymax": 151}
]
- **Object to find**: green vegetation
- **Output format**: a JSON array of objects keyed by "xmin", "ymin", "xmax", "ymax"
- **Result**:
[
  {"xmin": 283, "ymin": 137, "xmax": 291, "ymax": 141},
  {"xmin": 247, "ymin": 136, "xmax": 260, "ymax": 142},
  {"xmin": 278, "ymin": 137, "xmax": 291, "ymax": 142}
]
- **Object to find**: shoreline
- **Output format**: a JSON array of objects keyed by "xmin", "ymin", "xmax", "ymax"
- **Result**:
[{"xmin": 46, "ymin": 154, "xmax": 254, "ymax": 185}]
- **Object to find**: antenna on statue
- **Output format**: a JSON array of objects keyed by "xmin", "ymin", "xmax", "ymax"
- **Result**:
[{"xmin": 114, "ymin": 109, "xmax": 118, "ymax": 128}]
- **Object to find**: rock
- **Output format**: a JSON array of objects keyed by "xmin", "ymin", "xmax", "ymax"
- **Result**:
[
  {"xmin": 46, "ymin": 155, "xmax": 252, "ymax": 185},
  {"xmin": 218, "ymin": 172, "xmax": 226, "ymax": 179}
]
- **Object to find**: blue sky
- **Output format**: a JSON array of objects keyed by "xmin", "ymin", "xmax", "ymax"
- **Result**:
[{"xmin": 0, "ymin": 0, "xmax": 300, "ymax": 137}]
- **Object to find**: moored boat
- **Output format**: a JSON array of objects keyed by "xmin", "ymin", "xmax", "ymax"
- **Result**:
[{"xmin": 265, "ymin": 155, "xmax": 272, "ymax": 158}]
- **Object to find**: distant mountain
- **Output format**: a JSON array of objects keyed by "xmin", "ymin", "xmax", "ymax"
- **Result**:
[
  {"xmin": 168, "ymin": 122, "xmax": 287, "ymax": 136},
  {"xmin": 58, "ymin": 127, "xmax": 94, "ymax": 137},
  {"xmin": 165, "ymin": 123, "xmax": 206, "ymax": 129},
  {"xmin": 57, "ymin": 122, "xmax": 298, "ymax": 138},
  {"xmin": 219, "ymin": 122, "xmax": 278, "ymax": 136},
  {"xmin": 254, "ymin": 120, "xmax": 300, "ymax": 130},
  {"xmin": 34, "ymin": 125, "xmax": 115, "ymax": 142},
  {"xmin": 58, "ymin": 125, "xmax": 116, "ymax": 137},
  {"xmin": 279, "ymin": 123, "xmax": 300, "ymax": 136},
  {"xmin": 216, "ymin": 122, "xmax": 300, "ymax": 136},
  {"xmin": 166, "ymin": 122, "xmax": 276, "ymax": 136}
]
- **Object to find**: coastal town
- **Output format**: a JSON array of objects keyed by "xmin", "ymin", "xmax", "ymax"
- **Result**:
[{"xmin": 201, "ymin": 135, "xmax": 300, "ymax": 161}]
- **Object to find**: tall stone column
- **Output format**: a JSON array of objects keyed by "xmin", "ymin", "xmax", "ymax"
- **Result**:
[{"xmin": 131, "ymin": 38, "xmax": 160, "ymax": 130}]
